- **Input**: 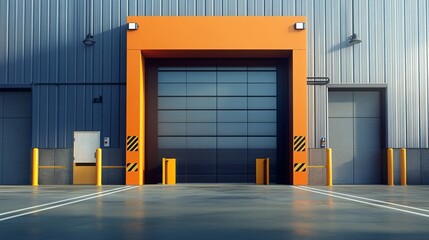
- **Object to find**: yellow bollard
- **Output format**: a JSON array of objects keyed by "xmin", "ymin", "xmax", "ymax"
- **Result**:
[
  {"xmin": 256, "ymin": 158, "xmax": 270, "ymax": 185},
  {"xmin": 162, "ymin": 158, "xmax": 176, "ymax": 185},
  {"xmin": 96, "ymin": 148, "xmax": 102, "ymax": 186},
  {"xmin": 32, "ymin": 148, "xmax": 39, "ymax": 186},
  {"xmin": 265, "ymin": 158, "xmax": 270, "ymax": 185},
  {"xmin": 387, "ymin": 148, "xmax": 394, "ymax": 186},
  {"xmin": 400, "ymin": 148, "xmax": 407, "ymax": 186},
  {"xmin": 326, "ymin": 148, "xmax": 332, "ymax": 187}
]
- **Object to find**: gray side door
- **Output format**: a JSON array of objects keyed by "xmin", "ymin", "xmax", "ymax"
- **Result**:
[
  {"xmin": 0, "ymin": 91, "xmax": 32, "ymax": 184},
  {"xmin": 329, "ymin": 90, "xmax": 381, "ymax": 184}
]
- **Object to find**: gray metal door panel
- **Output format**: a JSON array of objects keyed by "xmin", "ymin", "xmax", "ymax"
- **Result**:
[
  {"xmin": 354, "ymin": 113, "xmax": 381, "ymax": 184},
  {"xmin": 354, "ymin": 92, "xmax": 380, "ymax": 117},
  {"xmin": 3, "ymin": 118, "xmax": 31, "ymax": 149},
  {"xmin": 354, "ymin": 149, "xmax": 381, "ymax": 184},
  {"xmin": 354, "ymin": 118, "xmax": 380, "ymax": 149},
  {"xmin": 329, "ymin": 90, "xmax": 382, "ymax": 184},
  {"xmin": 329, "ymin": 117, "xmax": 354, "ymax": 184},
  {"xmin": 0, "ymin": 91, "xmax": 32, "ymax": 184},
  {"xmin": 4, "ymin": 92, "xmax": 31, "ymax": 117},
  {"xmin": 3, "ymin": 150, "xmax": 31, "ymax": 184},
  {"xmin": 329, "ymin": 118, "xmax": 354, "ymax": 150},
  {"xmin": 3, "ymin": 117, "xmax": 31, "ymax": 183},
  {"xmin": 328, "ymin": 91, "xmax": 353, "ymax": 117}
]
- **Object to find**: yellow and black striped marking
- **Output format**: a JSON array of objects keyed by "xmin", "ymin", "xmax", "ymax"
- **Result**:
[
  {"xmin": 293, "ymin": 136, "xmax": 306, "ymax": 152},
  {"xmin": 294, "ymin": 163, "xmax": 307, "ymax": 172},
  {"xmin": 127, "ymin": 136, "xmax": 139, "ymax": 152},
  {"xmin": 126, "ymin": 163, "xmax": 138, "ymax": 172}
]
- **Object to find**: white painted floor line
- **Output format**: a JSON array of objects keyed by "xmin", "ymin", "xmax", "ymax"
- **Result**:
[
  {"xmin": 0, "ymin": 191, "xmax": 31, "ymax": 193},
  {"xmin": 300, "ymin": 186, "xmax": 429, "ymax": 213},
  {"xmin": 292, "ymin": 186, "xmax": 429, "ymax": 218},
  {"xmin": 0, "ymin": 186, "xmax": 138, "ymax": 222},
  {"xmin": 0, "ymin": 186, "xmax": 131, "ymax": 217}
]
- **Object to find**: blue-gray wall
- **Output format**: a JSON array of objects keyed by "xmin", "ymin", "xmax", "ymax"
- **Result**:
[{"xmin": 1, "ymin": 0, "xmax": 428, "ymax": 150}]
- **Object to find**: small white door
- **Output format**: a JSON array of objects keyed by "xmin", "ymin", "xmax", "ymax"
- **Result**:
[{"xmin": 74, "ymin": 131, "xmax": 100, "ymax": 163}]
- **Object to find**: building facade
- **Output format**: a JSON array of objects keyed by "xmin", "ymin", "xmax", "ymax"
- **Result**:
[{"xmin": 0, "ymin": 0, "xmax": 428, "ymax": 185}]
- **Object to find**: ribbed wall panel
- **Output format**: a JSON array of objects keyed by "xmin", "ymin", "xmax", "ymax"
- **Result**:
[
  {"xmin": 418, "ymin": 0, "xmax": 428, "ymax": 147},
  {"xmin": 386, "ymin": 0, "xmax": 407, "ymax": 147},
  {"xmin": 313, "ymin": 0, "xmax": 327, "ymax": 148},
  {"xmin": 32, "ymin": 85, "xmax": 125, "ymax": 149},
  {"xmin": 368, "ymin": 0, "xmax": 385, "ymax": 84},
  {"xmin": 405, "ymin": 0, "xmax": 420, "ymax": 147},
  {"xmin": 0, "ymin": 1, "xmax": 8, "ymax": 83},
  {"xmin": 282, "ymin": 0, "xmax": 295, "ymax": 16},
  {"xmin": 340, "ymin": 0, "xmax": 353, "ymax": 84},
  {"xmin": 353, "ymin": 0, "xmax": 369, "ymax": 84},
  {"xmin": 385, "ymin": 0, "xmax": 399, "ymax": 147},
  {"xmin": 0, "ymin": 0, "xmax": 428, "ymax": 148}
]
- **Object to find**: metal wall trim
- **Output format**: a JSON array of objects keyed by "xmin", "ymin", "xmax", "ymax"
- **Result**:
[
  {"xmin": 328, "ymin": 84, "xmax": 388, "ymax": 89},
  {"xmin": 33, "ymin": 83, "xmax": 126, "ymax": 86}
]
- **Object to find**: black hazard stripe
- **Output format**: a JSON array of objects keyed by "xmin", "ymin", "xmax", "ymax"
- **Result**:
[
  {"xmin": 293, "ymin": 163, "xmax": 306, "ymax": 172},
  {"xmin": 293, "ymin": 136, "xmax": 306, "ymax": 152},
  {"xmin": 127, "ymin": 136, "xmax": 138, "ymax": 151},
  {"xmin": 126, "ymin": 163, "xmax": 138, "ymax": 172}
]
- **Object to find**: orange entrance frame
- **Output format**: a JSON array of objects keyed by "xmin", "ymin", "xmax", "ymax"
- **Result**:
[{"xmin": 126, "ymin": 16, "xmax": 307, "ymax": 185}]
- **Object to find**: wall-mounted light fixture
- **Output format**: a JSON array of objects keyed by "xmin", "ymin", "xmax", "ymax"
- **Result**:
[
  {"xmin": 83, "ymin": 34, "xmax": 96, "ymax": 45},
  {"xmin": 348, "ymin": 33, "xmax": 361, "ymax": 45},
  {"xmin": 294, "ymin": 22, "xmax": 305, "ymax": 30},
  {"xmin": 349, "ymin": 0, "xmax": 361, "ymax": 46},
  {"xmin": 128, "ymin": 22, "xmax": 139, "ymax": 30},
  {"xmin": 83, "ymin": 0, "xmax": 95, "ymax": 46}
]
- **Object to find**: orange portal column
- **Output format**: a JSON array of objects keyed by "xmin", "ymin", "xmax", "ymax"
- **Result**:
[
  {"xmin": 126, "ymin": 50, "xmax": 145, "ymax": 185},
  {"xmin": 291, "ymin": 50, "xmax": 308, "ymax": 185}
]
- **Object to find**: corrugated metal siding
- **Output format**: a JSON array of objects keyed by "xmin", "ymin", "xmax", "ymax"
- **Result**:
[
  {"xmin": 405, "ymin": 0, "xmax": 420, "ymax": 147},
  {"xmin": 417, "ymin": 0, "xmax": 428, "ymax": 147},
  {"xmin": 32, "ymin": 85, "xmax": 126, "ymax": 149},
  {"xmin": 386, "ymin": 0, "xmax": 407, "ymax": 148},
  {"xmin": 0, "ymin": 0, "xmax": 428, "ymax": 149}
]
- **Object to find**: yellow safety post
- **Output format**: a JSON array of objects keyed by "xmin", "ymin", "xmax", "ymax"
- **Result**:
[
  {"xmin": 387, "ymin": 148, "xmax": 394, "ymax": 186},
  {"xmin": 162, "ymin": 158, "xmax": 166, "ymax": 185},
  {"xmin": 326, "ymin": 148, "xmax": 332, "ymax": 187},
  {"xmin": 265, "ymin": 158, "xmax": 270, "ymax": 185},
  {"xmin": 400, "ymin": 148, "xmax": 407, "ymax": 186},
  {"xmin": 256, "ymin": 158, "xmax": 270, "ymax": 185},
  {"xmin": 96, "ymin": 148, "xmax": 102, "ymax": 186},
  {"xmin": 162, "ymin": 158, "xmax": 176, "ymax": 185},
  {"xmin": 32, "ymin": 148, "xmax": 39, "ymax": 186}
]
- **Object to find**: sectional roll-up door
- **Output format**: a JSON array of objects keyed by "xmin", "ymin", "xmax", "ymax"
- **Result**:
[{"xmin": 157, "ymin": 66, "xmax": 278, "ymax": 183}]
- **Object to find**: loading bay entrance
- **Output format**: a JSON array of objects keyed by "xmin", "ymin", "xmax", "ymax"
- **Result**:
[
  {"xmin": 147, "ymin": 61, "xmax": 285, "ymax": 183},
  {"xmin": 126, "ymin": 16, "xmax": 307, "ymax": 185}
]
